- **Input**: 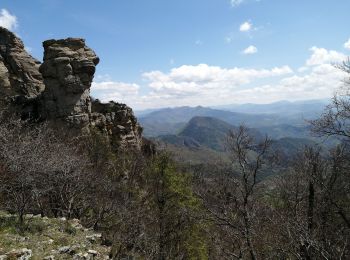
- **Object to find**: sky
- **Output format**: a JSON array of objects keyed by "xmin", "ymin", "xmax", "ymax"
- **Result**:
[{"xmin": 0, "ymin": 0, "xmax": 349, "ymax": 110}]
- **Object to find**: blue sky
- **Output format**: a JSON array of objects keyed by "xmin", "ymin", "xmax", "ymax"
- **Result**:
[{"xmin": 1, "ymin": 0, "xmax": 349, "ymax": 109}]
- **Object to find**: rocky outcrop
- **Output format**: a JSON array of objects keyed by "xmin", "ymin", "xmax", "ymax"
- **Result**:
[
  {"xmin": 0, "ymin": 27, "xmax": 45, "ymax": 116},
  {"xmin": 4, "ymin": 248, "xmax": 32, "ymax": 260},
  {"xmin": 39, "ymin": 38, "xmax": 99, "ymax": 126},
  {"xmin": 0, "ymin": 212, "xmax": 111, "ymax": 259},
  {"xmin": 38, "ymin": 37, "xmax": 142, "ymax": 148},
  {"xmin": 0, "ymin": 27, "xmax": 143, "ymax": 150},
  {"xmin": 91, "ymin": 100, "xmax": 142, "ymax": 149}
]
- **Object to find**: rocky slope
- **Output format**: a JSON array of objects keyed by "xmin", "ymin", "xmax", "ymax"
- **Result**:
[
  {"xmin": 0, "ymin": 27, "xmax": 142, "ymax": 150},
  {"xmin": 0, "ymin": 211, "xmax": 111, "ymax": 259}
]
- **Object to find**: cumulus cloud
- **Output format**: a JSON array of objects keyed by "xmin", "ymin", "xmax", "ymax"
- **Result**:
[
  {"xmin": 230, "ymin": 0, "xmax": 244, "ymax": 7},
  {"xmin": 234, "ymin": 64, "xmax": 346, "ymax": 103},
  {"xmin": 91, "ymin": 64, "xmax": 293, "ymax": 109},
  {"xmin": 142, "ymin": 64, "xmax": 292, "ymax": 93},
  {"xmin": 0, "ymin": 9, "xmax": 17, "ymax": 31},
  {"xmin": 344, "ymin": 38, "xmax": 350, "ymax": 50},
  {"xmin": 306, "ymin": 47, "xmax": 346, "ymax": 66},
  {"xmin": 131, "ymin": 64, "xmax": 293, "ymax": 108},
  {"xmin": 91, "ymin": 80, "xmax": 140, "ymax": 104},
  {"xmin": 242, "ymin": 45, "xmax": 257, "ymax": 54},
  {"xmin": 239, "ymin": 21, "xmax": 252, "ymax": 32},
  {"xmin": 91, "ymin": 45, "xmax": 348, "ymax": 110},
  {"xmin": 297, "ymin": 66, "xmax": 309, "ymax": 73}
]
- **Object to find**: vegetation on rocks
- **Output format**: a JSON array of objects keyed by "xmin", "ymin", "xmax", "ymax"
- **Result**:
[{"xmin": 0, "ymin": 211, "xmax": 110, "ymax": 259}]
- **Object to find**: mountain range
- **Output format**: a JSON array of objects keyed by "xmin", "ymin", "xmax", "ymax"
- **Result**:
[
  {"xmin": 157, "ymin": 115, "xmax": 317, "ymax": 153},
  {"xmin": 137, "ymin": 100, "xmax": 327, "ymax": 138},
  {"xmin": 137, "ymin": 100, "xmax": 334, "ymax": 164}
]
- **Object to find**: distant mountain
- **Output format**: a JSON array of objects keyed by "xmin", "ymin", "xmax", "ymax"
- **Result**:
[
  {"xmin": 271, "ymin": 137, "xmax": 317, "ymax": 153},
  {"xmin": 156, "ymin": 115, "xmax": 319, "ymax": 168},
  {"xmin": 153, "ymin": 138, "xmax": 230, "ymax": 165},
  {"xmin": 134, "ymin": 108, "xmax": 160, "ymax": 117},
  {"xmin": 259, "ymin": 124, "xmax": 311, "ymax": 139},
  {"xmin": 158, "ymin": 116, "xmax": 264, "ymax": 151},
  {"xmin": 213, "ymin": 99, "xmax": 328, "ymax": 117},
  {"xmin": 179, "ymin": 116, "xmax": 236, "ymax": 151},
  {"xmin": 270, "ymin": 137, "xmax": 320, "ymax": 164},
  {"xmin": 157, "ymin": 135, "xmax": 201, "ymax": 149},
  {"xmin": 138, "ymin": 100, "xmax": 328, "ymax": 137},
  {"xmin": 139, "ymin": 106, "xmax": 280, "ymax": 137}
]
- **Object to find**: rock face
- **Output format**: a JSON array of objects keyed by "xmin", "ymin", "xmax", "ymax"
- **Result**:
[
  {"xmin": 0, "ymin": 27, "xmax": 143, "ymax": 150},
  {"xmin": 91, "ymin": 100, "xmax": 142, "ymax": 149},
  {"xmin": 39, "ymin": 38, "xmax": 99, "ymax": 126},
  {"xmin": 0, "ymin": 27, "xmax": 45, "ymax": 115},
  {"xmin": 38, "ymin": 37, "xmax": 142, "ymax": 148}
]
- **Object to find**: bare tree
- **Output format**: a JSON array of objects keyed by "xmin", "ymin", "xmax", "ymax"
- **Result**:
[
  {"xmin": 310, "ymin": 58, "xmax": 350, "ymax": 139},
  {"xmin": 270, "ymin": 145, "xmax": 350, "ymax": 259},
  {"xmin": 200, "ymin": 125, "xmax": 271, "ymax": 259},
  {"xmin": 0, "ymin": 114, "xmax": 92, "ymax": 222}
]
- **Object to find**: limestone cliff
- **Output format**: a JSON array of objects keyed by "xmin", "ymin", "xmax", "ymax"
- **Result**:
[{"xmin": 0, "ymin": 27, "xmax": 143, "ymax": 150}]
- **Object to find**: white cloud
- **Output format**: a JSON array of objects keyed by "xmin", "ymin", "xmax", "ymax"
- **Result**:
[
  {"xmin": 235, "ymin": 64, "xmax": 346, "ymax": 103},
  {"xmin": 132, "ymin": 65, "xmax": 293, "ymax": 108},
  {"xmin": 95, "ymin": 74, "xmax": 112, "ymax": 82},
  {"xmin": 91, "ymin": 45, "xmax": 348, "ymax": 110},
  {"xmin": 141, "ymin": 64, "xmax": 292, "ymax": 102},
  {"xmin": 90, "ymin": 64, "xmax": 293, "ymax": 110},
  {"xmin": 230, "ymin": 0, "xmax": 244, "ymax": 7},
  {"xmin": 344, "ymin": 38, "xmax": 350, "ymax": 50},
  {"xmin": 297, "ymin": 66, "xmax": 309, "ymax": 73},
  {"xmin": 306, "ymin": 46, "xmax": 346, "ymax": 66},
  {"xmin": 239, "ymin": 21, "xmax": 252, "ymax": 32},
  {"xmin": 242, "ymin": 45, "xmax": 257, "ymax": 54},
  {"xmin": 91, "ymin": 81, "xmax": 140, "ymax": 104},
  {"xmin": 0, "ymin": 9, "xmax": 17, "ymax": 31}
]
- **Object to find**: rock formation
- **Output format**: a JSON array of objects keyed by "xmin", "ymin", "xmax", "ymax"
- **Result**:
[
  {"xmin": 0, "ymin": 27, "xmax": 143, "ymax": 150},
  {"xmin": 0, "ymin": 27, "xmax": 45, "ymax": 116},
  {"xmin": 91, "ymin": 100, "xmax": 142, "ymax": 149},
  {"xmin": 39, "ymin": 38, "xmax": 99, "ymax": 126}
]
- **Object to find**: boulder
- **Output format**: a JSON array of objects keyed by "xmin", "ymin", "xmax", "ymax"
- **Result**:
[
  {"xmin": 73, "ymin": 253, "xmax": 90, "ymax": 260},
  {"xmin": 58, "ymin": 246, "xmax": 71, "ymax": 254},
  {"xmin": 88, "ymin": 250, "xmax": 98, "ymax": 256},
  {"xmin": 86, "ymin": 233, "xmax": 102, "ymax": 243}
]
